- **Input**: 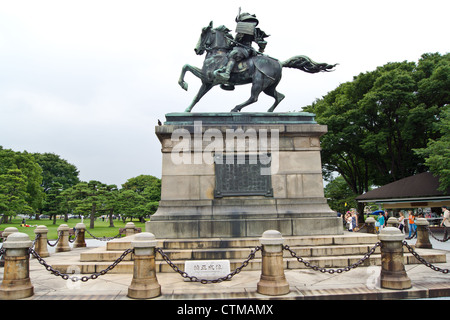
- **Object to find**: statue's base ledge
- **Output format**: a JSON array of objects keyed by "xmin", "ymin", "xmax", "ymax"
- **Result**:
[
  {"xmin": 147, "ymin": 198, "xmax": 342, "ymax": 238},
  {"xmin": 145, "ymin": 216, "xmax": 343, "ymax": 239},
  {"xmin": 163, "ymin": 112, "xmax": 317, "ymax": 125}
]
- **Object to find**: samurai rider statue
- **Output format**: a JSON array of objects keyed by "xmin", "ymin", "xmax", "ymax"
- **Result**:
[{"xmin": 214, "ymin": 9, "xmax": 269, "ymax": 83}]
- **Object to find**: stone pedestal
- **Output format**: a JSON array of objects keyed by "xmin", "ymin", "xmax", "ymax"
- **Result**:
[
  {"xmin": 415, "ymin": 218, "xmax": 432, "ymax": 249},
  {"xmin": 365, "ymin": 217, "xmax": 377, "ymax": 234},
  {"xmin": 379, "ymin": 227, "xmax": 411, "ymax": 290},
  {"xmin": 257, "ymin": 230, "xmax": 290, "ymax": 296},
  {"xmin": 0, "ymin": 233, "xmax": 34, "ymax": 300},
  {"xmin": 125, "ymin": 222, "xmax": 138, "ymax": 237},
  {"xmin": 127, "ymin": 233, "xmax": 161, "ymax": 299},
  {"xmin": 146, "ymin": 112, "xmax": 342, "ymax": 238},
  {"xmin": 34, "ymin": 225, "xmax": 50, "ymax": 258},
  {"xmin": 74, "ymin": 223, "xmax": 87, "ymax": 248},
  {"xmin": 55, "ymin": 224, "xmax": 71, "ymax": 252}
]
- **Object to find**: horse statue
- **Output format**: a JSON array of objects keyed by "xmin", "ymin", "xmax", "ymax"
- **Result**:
[{"xmin": 178, "ymin": 21, "xmax": 337, "ymax": 112}]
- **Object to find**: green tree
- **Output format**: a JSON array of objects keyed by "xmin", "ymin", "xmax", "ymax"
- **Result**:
[
  {"xmin": 33, "ymin": 152, "xmax": 80, "ymax": 192},
  {"xmin": 304, "ymin": 53, "xmax": 449, "ymax": 217},
  {"xmin": 102, "ymin": 184, "xmax": 119, "ymax": 227},
  {"xmin": 0, "ymin": 169, "xmax": 34, "ymax": 223},
  {"xmin": 61, "ymin": 180, "xmax": 110, "ymax": 229},
  {"xmin": 115, "ymin": 189, "xmax": 147, "ymax": 222},
  {"xmin": 324, "ymin": 176, "xmax": 358, "ymax": 214},
  {"xmin": 122, "ymin": 175, "xmax": 161, "ymax": 217},
  {"xmin": 0, "ymin": 147, "xmax": 44, "ymax": 215},
  {"xmin": 33, "ymin": 152, "xmax": 80, "ymax": 219},
  {"xmin": 414, "ymin": 105, "xmax": 450, "ymax": 191},
  {"xmin": 45, "ymin": 182, "xmax": 65, "ymax": 224}
]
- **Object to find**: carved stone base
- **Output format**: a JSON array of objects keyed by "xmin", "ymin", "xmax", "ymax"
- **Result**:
[{"xmin": 147, "ymin": 112, "xmax": 342, "ymax": 239}]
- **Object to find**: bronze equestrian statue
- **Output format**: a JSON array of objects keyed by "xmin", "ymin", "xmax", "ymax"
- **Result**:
[{"xmin": 178, "ymin": 10, "xmax": 337, "ymax": 112}]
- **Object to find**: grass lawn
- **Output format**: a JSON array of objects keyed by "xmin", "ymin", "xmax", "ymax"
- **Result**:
[{"xmin": 0, "ymin": 218, "xmax": 146, "ymax": 240}]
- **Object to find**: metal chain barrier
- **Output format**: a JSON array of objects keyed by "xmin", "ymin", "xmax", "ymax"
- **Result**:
[
  {"xmin": 353, "ymin": 223, "xmax": 368, "ymax": 232},
  {"xmin": 402, "ymin": 241, "xmax": 450, "ymax": 274},
  {"xmin": 68, "ymin": 230, "xmax": 78, "ymax": 243},
  {"xmin": 29, "ymin": 247, "xmax": 134, "ymax": 282},
  {"xmin": 427, "ymin": 226, "xmax": 449, "ymax": 242},
  {"xmin": 47, "ymin": 232, "xmax": 62, "ymax": 247},
  {"xmin": 283, "ymin": 241, "xmax": 382, "ymax": 274},
  {"xmin": 32, "ymin": 233, "xmax": 40, "ymax": 247},
  {"xmin": 85, "ymin": 229, "xmax": 122, "ymax": 241},
  {"xmin": 155, "ymin": 246, "xmax": 262, "ymax": 284}
]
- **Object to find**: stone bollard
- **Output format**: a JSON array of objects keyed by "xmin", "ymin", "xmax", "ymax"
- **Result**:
[
  {"xmin": 257, "ymin": 230, "xmax": 290, "ymax": 296},
  {"xmin": 74, "ymin": 223, "xmax": 87, "ymax": 248},
  {"xmin": 34, "ymin": 225, "xmax": 50, "ymax": 258},
  {"xmin": 125, "ymin": 222, "xmax": 137, "ymax": 237},
  {"xmin": 2, "ymin": 227, "xmax": 19, "ymax": 240},
  {"xmin": 415, "ymin": 218, "xmax": 432, "ymax": 249},
  {"xmin": 0, "ymin": 227, "xmax": 19, "ymax": 267},
  {"xmin": 387, "ymin": 217, "xmax": 399, "ymax": 228},
  {"xmin": 378, "ymin": 227, "xmax": 411, "ymax": 290},
  {"xmin": 55, "ymin": 224, "xmax": 71, "ymax": 253},
  {"xmin": 365, "ymin": 217, "xmax": 376, "ymax": 234},
  {"xmin": 0, "ymin": 233, "xmax": 34, "ymax": 299},
  {"xmin": 127, "ymin": 232, "xmax": 161, "ymax": 299}
]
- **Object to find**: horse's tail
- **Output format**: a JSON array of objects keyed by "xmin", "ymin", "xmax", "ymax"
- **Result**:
[{"xmin": 282, "ymin": 55, "xmax": 337, "ymax": 73}]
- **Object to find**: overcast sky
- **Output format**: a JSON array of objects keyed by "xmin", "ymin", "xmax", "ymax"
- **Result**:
[{"xmin": 0, "ymin": 0, "xmax": 448, "ymax": 187}]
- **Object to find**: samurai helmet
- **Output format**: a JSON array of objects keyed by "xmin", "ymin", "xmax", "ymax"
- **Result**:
[{"xmin": 235, "ymin": 7, "xmax": 259, "ymax": 26}]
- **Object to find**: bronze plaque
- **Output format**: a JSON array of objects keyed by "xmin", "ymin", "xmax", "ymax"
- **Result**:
[{"xmin": 214, "ymin": 154, "xmax": 273, "ymax": 197}]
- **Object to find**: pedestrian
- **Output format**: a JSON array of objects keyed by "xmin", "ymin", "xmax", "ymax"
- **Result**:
[
  {"xmin": 398, "ymin": 212, "xmax": 405, "ymax": 233},
  {"xmin": 384, "ymin": 211, "xmax": 389, "ymax": 227},
  {"xmin": 440, "ymin": 206, "xmax": 450, "ymax": 227},
  {"xmin": 346, "ymin": 212, "xmax": 353, "ymax": 232},
  {"xmin": 408, "ymin": 211, "xmax": 416, "ymax": 238},
  {"xmin": 351, "ymin": 211, "xmax": 357, "ymax": 231},
  {"xmin": 378, "ymin": 211, "xmax": 385, "ymax": 232},
  {"xmin": 440, "ymin": 206, "xmax": 450, "ymax": 239}
]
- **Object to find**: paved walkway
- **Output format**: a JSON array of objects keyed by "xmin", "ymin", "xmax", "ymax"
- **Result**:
[{"xmin": 2, "ymin": 232, "xmax": 450, "ymax": 301}]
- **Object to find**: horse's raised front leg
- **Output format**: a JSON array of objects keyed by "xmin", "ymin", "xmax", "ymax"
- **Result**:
[
  {"xmin": 185, "ymin": 83, "xmax": 213, "ymax": 112},
  {"xmin": 178, "ymin": 64, "xmax": 204, "ymax": 91}
]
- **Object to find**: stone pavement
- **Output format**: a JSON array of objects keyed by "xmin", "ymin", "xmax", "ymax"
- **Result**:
[{"xmin": 1, "ymin": 233, "xmax": 449, "ymax": 301}]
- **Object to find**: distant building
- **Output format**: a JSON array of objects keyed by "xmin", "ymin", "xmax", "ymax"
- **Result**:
[{"xmin": 356, "ymin": 172, "xmax": 450, "ymax": 210}]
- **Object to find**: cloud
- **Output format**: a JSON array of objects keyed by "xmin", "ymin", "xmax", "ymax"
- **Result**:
[{"xmin": 0, "ymin": 0, "xmax": 448, "ymax": 186}]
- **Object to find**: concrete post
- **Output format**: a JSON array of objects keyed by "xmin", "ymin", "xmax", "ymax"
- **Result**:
[
  {"xmin": 2, "ymin": 227, "xmax": 19, "ymax": 240},
  {"xmin": 74, "ymin": 223, "xmax": 87, "ymax": 248},
  {"xmin": 387, "ymin": 217, "xmax": 399, "ymax": 228},
  {"xmin": 125, "ymin": 222, "xmax": 137, "ymax": 237},
  {"xmin": 0, "ymin": 233, "xmax": 34, "ymax": 300},
  {"xmin": 415, "ymin": 218, "xmax": 432, "ymax": 249},
  {"xmin": 365, "ymin": 217, "xmax": 376, "ymax": 234},
  {"xmin": 0, "ymin": 227, "xmax": 19, "ymax": 267},
  {"xmin": 34, "ymin": 225, "xmax": 50, "ymax": 258},
  {"xmin": 127, "ymin": 232, "xmax": 161, "ymax": 299},
  {"xmin": 257, "ymin": 230, "xmax": 290, "ymax": 296},
  {"xmin": 55, "ymin": 224, "xmax": 71, "ymax": 253},
  {"xmin": 379, "ymin": 227, "xmax": 411, "ymax": 290}
]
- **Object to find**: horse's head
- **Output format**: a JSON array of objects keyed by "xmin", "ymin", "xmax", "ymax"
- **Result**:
[
  {"xmin": 194, "ymin": 21, "xmax": 232, "ymax": 55},
  {"xmin": 194, "ymin": 21, "xmax": 214, "ymax": 55}
]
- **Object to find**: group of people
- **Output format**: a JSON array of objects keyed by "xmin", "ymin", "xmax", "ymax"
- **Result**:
[
  {"xmin": 344, "ymin": 210, "xmax": 358, "ymax": 232},
  {"xmin": 376, "ymin": 206, "xmax": 450, "ymax": 237},
  {"xmin": 342, "ymin": 206, "xmax": 450, "ymax": 237}
]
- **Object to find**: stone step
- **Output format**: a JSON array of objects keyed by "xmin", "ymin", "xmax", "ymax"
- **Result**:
[
  {"xmin": 105, "ymin": 233, "xmax": 379, "ymax": 251},
  {"xmin": 80, "ymin": 244, "xmax": 381, "ymax": 262}
]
